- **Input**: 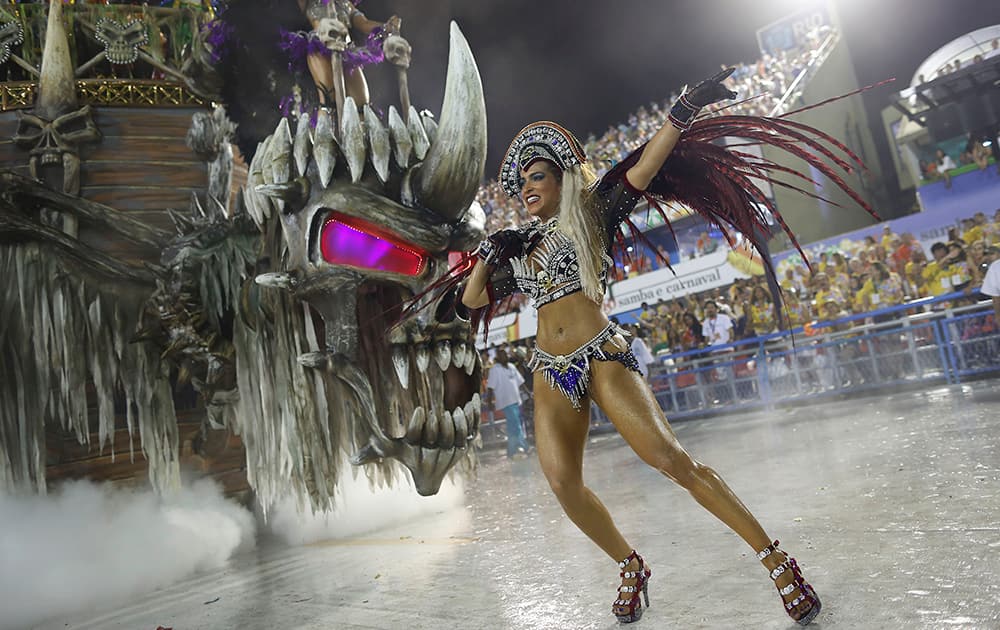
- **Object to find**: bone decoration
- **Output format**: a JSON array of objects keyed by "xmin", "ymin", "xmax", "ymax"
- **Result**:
[
  {"xmin": 293, "ymin": 115, "xmax": 312, "ymax": 177},
  {"xmin": 387, "ymin": 106, "xmax": 412, "ymax": 168},
  {"xmin": 312, "ymin": 109, "xmax": 337, "ymax": 188},
  {"xmin": 340, "ymin": 97, "xmax": 366, "ymax": 182},
  {"xmin": 407, "ymin": 105, "xmax": 430, "ymax": 161},
  {"xmin": 247, "ymin": 101, "xmax": 461, "ymax": 208},
  {"xmin": 364, "ymin": 104, "xmax": 392, "ymax": 183}
]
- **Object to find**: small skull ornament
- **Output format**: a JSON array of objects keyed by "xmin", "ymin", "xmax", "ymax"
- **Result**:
[
  {"xmin": 552, "ymin": 355, "xmax": 571, "ymax": 374},
  {"xmin": 94, "ymin": 18, "xmax": 148, "ymax": 65},
  {"xmin": 537, "ymin": 269, "xmax": 554, "ymax": 291},
  {"xmin": 0, "ymin": 21, "xmax": 24, "ymax": 66},
  {"xmin": 14, "ymin": 106, "xmax": 101, "ymax": 192},
  {"xmin": 383, "ymin": 34, "xmax": 411, "ymax": 69},
  {"xmin": 317, "ymin": 17, "xmax": 349, "ymax": 52}
]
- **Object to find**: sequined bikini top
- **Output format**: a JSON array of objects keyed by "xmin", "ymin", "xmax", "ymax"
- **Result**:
[
  {"xmin": 485, "ymin": 178, "xmax": 642, "ymax": 310},
  {"xmin": 508, "ymin": 219, "xmax": 613, "ymax": 309}
]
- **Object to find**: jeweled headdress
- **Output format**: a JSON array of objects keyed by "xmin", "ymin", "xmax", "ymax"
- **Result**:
[{"xmin": 499, "ymin": 121, "xmax": 588, "ymax": 197}]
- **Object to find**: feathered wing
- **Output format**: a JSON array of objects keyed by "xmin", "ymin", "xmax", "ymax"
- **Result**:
[{"xmin": 600, "ymin": 113, "xmax": 878, "ymax": 285}]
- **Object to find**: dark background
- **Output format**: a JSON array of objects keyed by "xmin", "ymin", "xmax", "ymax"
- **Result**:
[{"xmin": 357, "ymin": 0, "xmax": 1000, "ymax": 197}]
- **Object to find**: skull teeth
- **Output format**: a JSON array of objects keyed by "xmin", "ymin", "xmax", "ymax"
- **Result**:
[
  {"xmin": 415, "ymin": 345, "xmax": 430, "ymax": 373},
  {"xmin": 470, "ymin": 393, "xmax": 481, "ymax": 434},
  {"xmin": 400, "ymin": 404, "xmax": 478, "ymax": 448},
  {"xmin": 421, "ymin": 406, "xmax": 439, "ymax": 446},
  {"xmin": 313, "ymin": 109, "xmax": 336, "ymax": 188},
  {"xmin": 405, "ymin": 406, "xmax": 425, "ymax": 443},
  {"xmin": 453, "ymin": 406, "xmax": 468, "ymax": 444},
  {"xmin": 464, "ymin": 347, "xmax": 477, "ymax": 376},
  {"xmin": 293, "ymin": 115, "xmax": 312, "ymax": 176},
  {"xmin": 341, "ymin": 96, "xmax": 366, "ymax": 183},
  {"xmin": 387, "ymin": 105, "xmax": 412, "ymax": 168},
  {"xmin": 439, "ymin": 409, "xmax": 455, "ymax": 449},
  {"xmin": 255, "ymin": 271, "xmax": 297, "ymax": 289},
  {"xmin": 364, "ymin": 103, "xmax": 391, "ymax": 183},
  {"xmin": 408, "ymin": 104, "xmax": 430, "ymax": 160},
  {"xmin": 433, "ymin": 340, "xmax": 451, "ymax": 372},
  {"xmin": 452, "ymin": 341, "xmax": 467, "ymax": 369},
  {"xmin": 391, "ymin": 347, "xmax": 409, "ymax": 390}
]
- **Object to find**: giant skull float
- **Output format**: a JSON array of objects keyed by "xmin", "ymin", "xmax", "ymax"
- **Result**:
[{"xmin": 242, "ymin": 23, "xmax": 487, "ymax": 499}]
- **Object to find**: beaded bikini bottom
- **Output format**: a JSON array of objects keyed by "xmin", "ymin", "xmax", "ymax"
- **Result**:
[{"xmin": 528, "ymin": 322, "xmax": 641, "ymax": 410}]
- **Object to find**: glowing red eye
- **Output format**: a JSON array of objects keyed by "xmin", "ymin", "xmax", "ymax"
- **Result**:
[{"xmin": 319, "ymin": 212, "xmax": 428, "ymax": 276}]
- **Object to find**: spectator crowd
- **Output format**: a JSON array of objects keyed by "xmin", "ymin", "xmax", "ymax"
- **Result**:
[{"xmin": 626, "ymin": 211, "xmax": 1000, "ymax": 355}]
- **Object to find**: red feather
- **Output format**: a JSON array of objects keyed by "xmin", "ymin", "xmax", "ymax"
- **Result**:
[{"xmin": 601, "ymin": 106, "xmax": 880, "ymax": 300}]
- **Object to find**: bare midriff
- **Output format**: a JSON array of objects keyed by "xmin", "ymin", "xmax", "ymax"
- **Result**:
[{"xmin": 535, "ymin": 289, "xmax": 609, "ymax": 354}]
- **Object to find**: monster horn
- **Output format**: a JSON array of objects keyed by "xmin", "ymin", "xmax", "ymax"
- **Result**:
[{"xmin": 411, "ymin": 22, "xmax": 487, "ymax": 220}]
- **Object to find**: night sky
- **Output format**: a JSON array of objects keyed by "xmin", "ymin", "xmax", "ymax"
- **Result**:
[{"xmin": 357, "ymin": 0, "xmax": 1000, "ymax": 178}]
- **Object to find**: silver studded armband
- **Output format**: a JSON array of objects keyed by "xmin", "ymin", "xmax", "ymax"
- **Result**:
[
  {"xmin": 668, "ymin": 93, "xmax": 700, "ymax": 131},
  {"xmin": 475, "ymin": 238, "xmax": 501, "ymax": 267},
  {"xmin": 486, "ymin": 257, "xmax": 518, "ymax": 302}
]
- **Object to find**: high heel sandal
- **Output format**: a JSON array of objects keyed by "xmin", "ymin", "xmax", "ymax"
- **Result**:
[
  {"xmin": 612, "ymin": 550, "xmax": 651, "ymax": 624},
  {"xmin": 756, "ymin": 540, "xmax": 821, "ymax": 626}
]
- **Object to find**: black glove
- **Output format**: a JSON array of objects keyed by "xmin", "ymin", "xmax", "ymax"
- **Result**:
[
  {"xmin": 669, "ymin": 67, "xmax": 738, "ymax": 130},
  {"xmin": 475, "ymin": 229, "xmax": 525, "ymax": 267}
]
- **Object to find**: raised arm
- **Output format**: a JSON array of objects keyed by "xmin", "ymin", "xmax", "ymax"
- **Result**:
[{"xmin": 626, "ymin": 68, "xmax": 737, "ymax": 190}]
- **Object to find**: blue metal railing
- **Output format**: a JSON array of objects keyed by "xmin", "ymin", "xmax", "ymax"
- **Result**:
[
  {"xmin": 594, "ymin": 291, "xmax": 998, "ymax": 424},
  {"xmin": 479, "ymin": 292, "xmax": 997, "ymax": 447}
]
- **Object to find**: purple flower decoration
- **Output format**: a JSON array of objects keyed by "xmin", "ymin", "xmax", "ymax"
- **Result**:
[
  {"xmin": 342, "ymin": 25, "xmax": 385, "ymax": 73},
  {"xmin": 279, "ymin": 25, "xmax": 386, "ymax": 76},
  {"xmin": 278, "ymin": 29, "xmax": 330, "ymax": 73}
]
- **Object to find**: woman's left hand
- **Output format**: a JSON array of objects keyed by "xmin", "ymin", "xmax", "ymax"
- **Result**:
[{"xmin": 684, "ymin": 67, "xmax": 738, "ymax": 108}]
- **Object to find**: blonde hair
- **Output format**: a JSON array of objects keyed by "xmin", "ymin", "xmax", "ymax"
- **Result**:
[{"xmin": 554, "ymin": 163, "xmax": 606, "ymax": 302}]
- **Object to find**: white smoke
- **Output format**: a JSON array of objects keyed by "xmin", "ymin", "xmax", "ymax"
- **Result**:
[
  {"xmin": 0, "ymin": 479, "xmax": 255, "ymax": 630},
  {"xmin": 267, "ymin": 469, "xmax": 467, "ymax": 545}
]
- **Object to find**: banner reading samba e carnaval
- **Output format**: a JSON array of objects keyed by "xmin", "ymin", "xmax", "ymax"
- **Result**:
[{"xmin": 607, "ymin": 249, "xmax": 754, "ymax": 315}]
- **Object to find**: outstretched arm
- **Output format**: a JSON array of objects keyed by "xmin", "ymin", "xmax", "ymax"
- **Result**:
[{"xmin": 626, "ymin": 68, "xmax": 737, "ymax": 190}]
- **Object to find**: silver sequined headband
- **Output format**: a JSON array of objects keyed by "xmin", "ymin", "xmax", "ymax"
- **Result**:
[{"xmin": 499, "ymin": 121, "xmax": 588, "ymax": 197}]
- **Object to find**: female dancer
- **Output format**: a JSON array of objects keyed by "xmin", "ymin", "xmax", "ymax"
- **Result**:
[{"xmin": 457, "ymin": 68, "xmax": 873, "ymax": 625}]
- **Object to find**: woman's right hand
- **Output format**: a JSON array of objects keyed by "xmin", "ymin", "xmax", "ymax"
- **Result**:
[{"xmin": 477, "ymin": 229, "xmax": 524, "ymax": 267}]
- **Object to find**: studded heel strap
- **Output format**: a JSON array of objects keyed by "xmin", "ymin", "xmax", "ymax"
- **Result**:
[
  {"xmin": 756, "ymin": 541, "xmax": 822, "ymax": 626},
  {"xmin": 613, "ymin": 550, "xmax": 651, "ymax": 624}
]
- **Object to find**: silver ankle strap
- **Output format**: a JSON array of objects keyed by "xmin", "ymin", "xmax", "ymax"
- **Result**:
[
  {"xmin": 618, "ymin": 550, "xmax": 640, "ymax": 570},
  {"xmin": 756, "ymin": 540, "xmax": 779, "ymax": 561}
]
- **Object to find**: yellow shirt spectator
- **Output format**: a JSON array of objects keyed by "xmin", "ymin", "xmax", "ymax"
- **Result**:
[
  {"xmin": 963, "ymin": 224, "xmax": 984, "ymax": 246},
  {"xmin": 855, "ymin": 273, "xmax": 905, "ymax": 311},
  {"xmin": 813, "ymin": 287, "xmax": 845, "ymax": 310},
  {"xmin": 921, "ymin": 261, "xmax": 949, "ymax": 296},
  {"xmin": 750, "ymin": 302, "xmax": 776, "ymax": 334},
  {"xmin": 784, "ymin": 298, "xmax": 811, "ymax": 327}
]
